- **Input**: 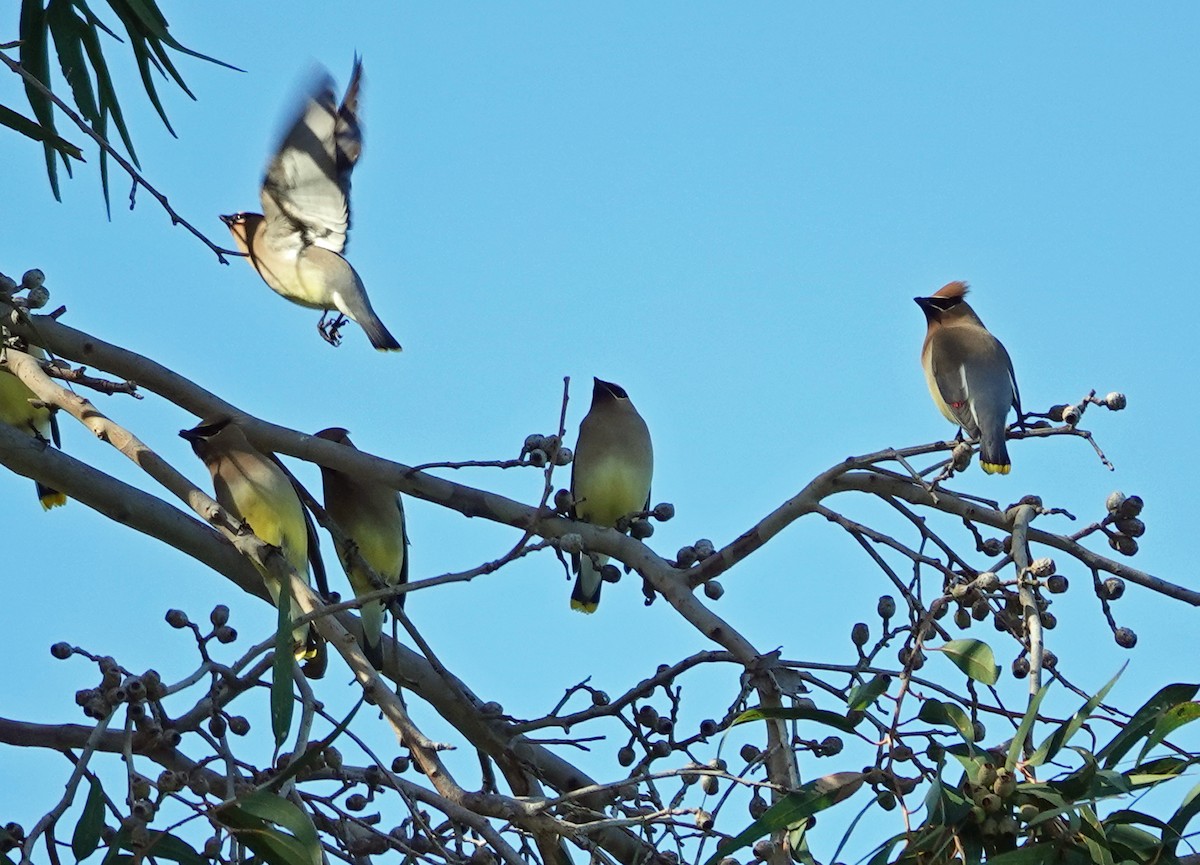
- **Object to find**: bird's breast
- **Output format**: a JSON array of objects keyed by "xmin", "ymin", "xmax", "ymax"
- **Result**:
[{"xmin": 575, "ymin": 457, "xmax": 652, "ymax": 527}]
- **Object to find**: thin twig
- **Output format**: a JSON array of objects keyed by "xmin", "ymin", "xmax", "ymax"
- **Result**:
[{"xmin": 0, "ymin": 51, "xmax": 240, "ymax": 263}]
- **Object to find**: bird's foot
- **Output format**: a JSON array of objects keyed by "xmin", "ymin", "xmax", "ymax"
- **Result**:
[{"xmin": 318, "ymin": 312, "xmax": 349, "ymax": 347}]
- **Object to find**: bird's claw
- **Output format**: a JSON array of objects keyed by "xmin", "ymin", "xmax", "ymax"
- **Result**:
[{"xmin": 318, "ymin": 312, "xmax": 349, "ymax": 347}]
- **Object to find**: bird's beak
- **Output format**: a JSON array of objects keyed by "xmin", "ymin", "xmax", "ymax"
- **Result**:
[
  {"xmin": 219, "ymin": 214, "xmax": 235, "ymax": 227},
  {"xmin": 179, "ymin": 427, "xmax": 201, "ymax": 442}
]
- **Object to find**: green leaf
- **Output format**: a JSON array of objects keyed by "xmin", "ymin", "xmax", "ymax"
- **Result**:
[
  {"xmin": 864, "ymin": 834, "xmax": 904, "ymax": 865},
  {"xmin": 704, "ymin": 773, "xmax": 863, "ymax": 865},
  {"xmin": 46, "ymin": 0, "xmax": 101, "ymax": 126},
  {"xmin": 1047, "ymin": 748, "xmax": 1098, "ymax": 800},
  {"xmin": 729, "ymin": 705, "xmax": 859, "ymax": 733},
  {"xmin": 1007, "ymin": 684, "xmax": 1050, "ymax": 770},
  {"xmin": 1137, "ymin": 701, "xmax": 1200, "ymax": 765},
  {"xmin": 1105, "ymin": 822, "xmax": 1163, "ymax": 861},
  {"xmin": 987, "ymin": 844, "xmax": 1064, "ymax": 864},
  {"xmin": 232, "ymin": 791, "xmax": 321, "ymax": 865},
  {"xmin": 0, "ymin": 103, "xmax": 83, "ymax": 157},
  {"xmin": 847, "ymin": 674, "xmax": 891, "ymax": 712},
  {"xmin": 139, "ymin": 832, "xmax": 205, "ymax": 865},
  {"xmin": 1105, "ymin": 809, "xmax": 1174, "ymax": 833},
  {"xmin": 98, "ymin": 826, "xmax": 130, "ymax": 865},
  {"xmin": 937, "ymin": 639, "xmax": 999, "ymax": 685},
  {"xmin": 1165, "ymin": 779, "xmax": 1200, "ymax": 854},
  {"xmin": 118, "ymin": 0, "xmax": 239, "ymax": 68},
  {"xmin": 215, "ymin": 805, "xmax": 315, "ymax": 865},
  {"xmin": 271, "ymin": 583, "xmax": 295, "ymax": 748},
  {"xmin": 1031, "ymin": 666, "xmax": 1123, "ymax": 768},
  {"xmin": 19, "ymin": 0, "xmax": 65, "ymax": 198},
  {"xmin": 70, "ymin": 777, "xmax": 105, "ymax": 860},
  {"xmin": 1098, "ymin": 683, "xmax": 1199, "ymax": 769},
  {"xmin": 267, "ymin": 697, "xmax": 364, "ymax": 792},
  {"xmin": 918, "ymin": 699, "xmax": 975, "ymax": 744},
  {"xmin": 923, "ymin": 778, "xmax": 971, "ymax": 827}
]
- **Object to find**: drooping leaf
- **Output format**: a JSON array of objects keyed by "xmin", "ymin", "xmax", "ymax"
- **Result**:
[
  {"xmin": 138, "ymin": 832, "xmax": 205, "ymax": 865},
  {"xmin": 729, "ymin": 705, "xmax": 859, "ymax": 733},
  {"xmin": 1007, "ymin": 683, "xmax": 1050, "ymax": 770},
  {"xmin": 271, "ymin": 581, "xmax": 295, "ymax": 748},
  {"xmin": 1137, "ymin": 700, "xmax": 1200, "ymax": 765},
  {"xmin": 98, "ymin": 826, "xmax": 130, "ymax": 865},
  {"xmin": 224, "ymin": 790, "xmax": 321, "ymax": 865},
  {"xmin": 20, "ymin": 0, "xmax": 66, "ymax": 197},
  {"xmin": 1098, "ymin": 683, "xmax": 1199, "ymax": 769},
  {"xmin": 70, "ymin": 776, "xmax": 105, "ymax": 860},
  {"xmin": 704, "ymin": 773, "xmax": 863, "ymax": 865},
  {"xmin": 1031, "ymin": 666, "xmax": 1123, "ymax": 768},
  {"xmin": 268, "ymin": 697, "xmax": 364, "ymax": 791},
  {"xmin": 937, "ymin": 639, "xmax": 999, "ymax": 685},
  {"xmin": 987, "ymin": 844, "xmax": 1064, "ymax": 864},
  {"xmin": 46, "ymin": 0, "xmax": 100, "ymax": 125},
  {"xmin": 0, "ymin": 103, "xmax": 82, "ymax": 157},
  {"xmin": 215, "ymin": 805, "xmax": 316, "ymax": 865},
  {"xmin": 1164, "ymin": 779, "xmax": 1200, "ymax": 854},
  {"xmin": 1046, "ymin": 747, "xmax": 1098, "ymax": 800},
  {"xmin": 923, "ymin": 778, "xmax": 971, "ymax": 827},
  {"xmin": 918, "ymin": 699, "xmax": 975, "ymax": 744}
]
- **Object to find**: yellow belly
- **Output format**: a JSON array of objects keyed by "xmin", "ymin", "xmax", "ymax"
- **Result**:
[{"xmin": 576, "ymin": 459, "xmax": 650, "ymax": 527}]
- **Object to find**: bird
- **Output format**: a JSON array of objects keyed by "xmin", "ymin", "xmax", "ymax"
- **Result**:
[
  {"xmin": 180, "ymin": 418, "xmax": 327, "ymax": 678},
  {"xmin": 313, "ymin": 427, "xmax": 408, "ymax": 670},
  {"xmin": 0, "ymin": 343, "xmax": 66, "ymax": 509},
  {"xmin": 914, "ymin": 281, "xmax": 1022, "ymax": 475},
  {"xmin": 221, "ymin": 58, "xmax": 402, "ymax": 352},
  {"xmin": 568, "ymin": 378, "xmax": 654, "ymax": 612}
]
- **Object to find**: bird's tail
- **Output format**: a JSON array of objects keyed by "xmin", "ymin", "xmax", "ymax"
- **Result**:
[
  {"xmin": 37, "ymin": 481, "xmax": 66, "ymax": 510},
  {"xmin": 570, "ymin": 553, "xmax": 606, "ymax": 614},
  {"xmin": 359, "ymin": 312, "xmax": 402, "ymax": 352},
  {"xmin": 360, "ymin": 599, "xmax": 385, "ymax": 670},
  {"xmin": 979, "ymin": 435, "xmax": 1011, "ymax": 475}
]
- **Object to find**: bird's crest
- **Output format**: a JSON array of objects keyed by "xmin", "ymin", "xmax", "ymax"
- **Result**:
[{"xmin": 933, "ymin": 281, "xmax": 969, "ymax": 299}]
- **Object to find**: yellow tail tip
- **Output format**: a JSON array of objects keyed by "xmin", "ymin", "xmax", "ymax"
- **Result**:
[
  {"xmin": 981, "ymin": 462, "xmax": 1011, "ymax": 475},
  {"xmin": 570, "ymin": 599, "xmax": 598, "ymax": 614},
  {"xmin": 40, "ymin": 492, "xmax": 68, "ymax": 510}
]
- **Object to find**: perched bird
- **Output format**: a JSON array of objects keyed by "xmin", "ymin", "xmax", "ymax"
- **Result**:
[
  {"xmin": 221, "ymin": 58, "xmax": 402, "ymax": 352},
  {"xmin": 0, "ymin": 343, "xmax": 66, "ymax": 509},
  {"xmin": 180, "ymin": 418, "xmax": 326, "ymax": 678},
  {"xmin": 569, "ymin": 378, "xmax": 654, "ymax": 612},
  {"xmin": 915, "ymin": 281, "xmax": 1022, "ymax": 474},
  {"xmin": 314, "ymin": 427, "xmax": 408, "ymax": 670}
]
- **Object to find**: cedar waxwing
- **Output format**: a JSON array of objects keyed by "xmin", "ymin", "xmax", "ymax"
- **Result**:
[
  {"xmin": 568, "ymin": 378, "xmax": 654, "ymax": 613},
  {"xmin": 180, "ymin": 418, "xmax": 326, "ymax": 678},
  {"xmin": 915, "ymin": 281, "xmax": 1023, "ymax": 475},
  {"xmin": 221, "ymin": 58, "xmax": 402, "ymax": 352},
  {"xmin": 0, "ymin": 343, "xmax": 66, "ymax": 509},
  {"xmin": 314, "ymin": 427, "xmax": 408, "ymax": 670}
]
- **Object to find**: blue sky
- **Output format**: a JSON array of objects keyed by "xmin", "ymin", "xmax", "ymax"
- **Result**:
[{"xmin": 3, "ymin": 4, "xmax": 1198, "ymax": 860}]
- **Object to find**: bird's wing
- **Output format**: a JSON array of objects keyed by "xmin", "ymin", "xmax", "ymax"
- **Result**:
[
  {"xmin": 928, "ymin": 331, "xmax": 980, "ymax": 433},
  {"xmin": 261, "ymin": 71, "xmax": 357, "ymax": 254}
]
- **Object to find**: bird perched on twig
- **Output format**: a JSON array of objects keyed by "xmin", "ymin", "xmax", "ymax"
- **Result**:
[
  {"xmin": 915, "ymin": 281, "xmax": 1022, "ymax": 474},
  {"xmin": 0, "ymin": 342, "xmax": 66, "ymax": 509},
  {"xmin": 314, "ymin": 427, "xmax": 408, "ymax": 671},
  {"xmin": 569, "ymin": 378, "xmax": 653, "ymax": 612},
  {"xmin": 221, "ymin": 58, "xmax": 402, "ymax": 352},
  {"xmin": 181, "ymin": 418, "xmax": 327, "ymax": 678}
]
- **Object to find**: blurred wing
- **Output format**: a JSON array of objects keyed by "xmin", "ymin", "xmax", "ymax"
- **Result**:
[
  {"xmin": 335, "ymin": 57, "xmax": 364, "ymax": 195},
  {"xmin": 261, "ymin": 74, "xmax": 353, "ymax": 253}
]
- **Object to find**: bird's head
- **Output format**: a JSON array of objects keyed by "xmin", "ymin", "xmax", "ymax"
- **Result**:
[
  {"xmin": 219, "ymin": 212, "xmax": 259, "ymax": 254},
  {"xmin": 914, "ymin": 281, "xmax": 970, "ymax": 323}
]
